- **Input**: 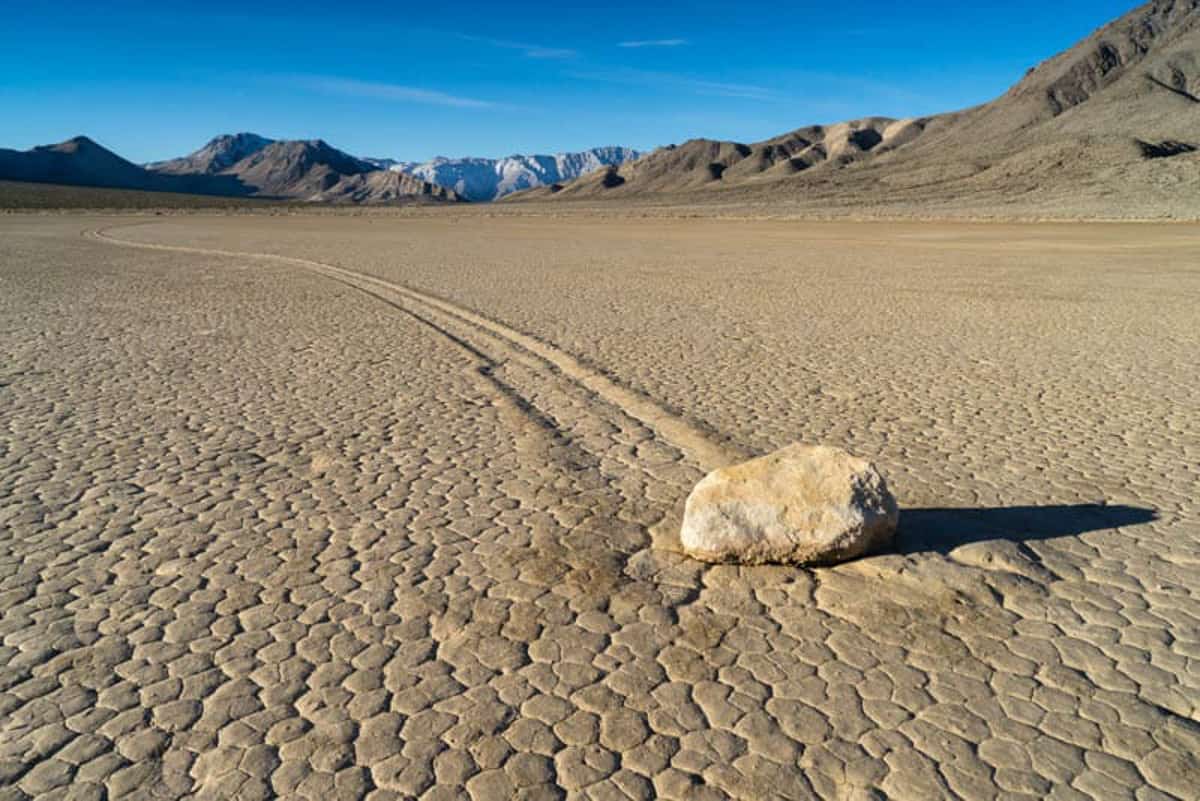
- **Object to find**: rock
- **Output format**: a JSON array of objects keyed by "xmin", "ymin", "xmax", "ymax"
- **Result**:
[{"xmin": 680, "ymin": 444, "xmax": 899, "ymax": 565}]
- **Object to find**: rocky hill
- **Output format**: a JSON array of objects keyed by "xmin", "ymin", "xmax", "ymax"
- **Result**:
[
  {"xmin": 210, "ymin": 139, "xmax": 378, "ymax": 198},
  {"xmin": 309, "ymin": 170, "xmax": 462, "ymax": 203},
  {"xmin": 145, "ymin": 133, "xmax": 273, "ymax": 175}
]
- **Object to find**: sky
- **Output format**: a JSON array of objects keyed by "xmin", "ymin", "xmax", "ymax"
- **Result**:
[{"xmin": 1, "ymin": 0, "xmax": 1138, "ymax": 163}]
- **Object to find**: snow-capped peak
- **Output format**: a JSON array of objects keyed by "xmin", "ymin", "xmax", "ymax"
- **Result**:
[{"xmin": 396, "ymin": 147, "xmax": 641, "ymax": 201}]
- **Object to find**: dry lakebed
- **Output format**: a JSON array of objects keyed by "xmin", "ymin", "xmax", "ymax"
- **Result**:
[{"xmin": 1, "ymin": 212, "xmax": 1198, "ymax": 800}]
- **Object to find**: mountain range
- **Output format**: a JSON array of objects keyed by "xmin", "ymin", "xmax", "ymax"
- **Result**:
[
  {"xmin": 0, "ymin": 134, "xmax": 462, "ymax": 204},
  {"xmin": 395, "ymin": 148, "xmax": 642, "ymax": 201},
  {"xmin": 0, "ymin": 136, "xmax": 247, "ymax": 197},
  {"xmin": 0, "ymin": 131, "xmax": 640, "ymax": 204},
  {"xmin": 1, "ymin": 0, "xmax": 1196, "ymax": 214},
  {"xmin": 508, "ymin": 0, "xmax": 1199, "ymax": 216}
]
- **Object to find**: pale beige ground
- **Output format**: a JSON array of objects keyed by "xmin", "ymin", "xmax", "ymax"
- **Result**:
[{"xmin": 2, "ymin": 213, "xmax": 1198, "ymax": 801}]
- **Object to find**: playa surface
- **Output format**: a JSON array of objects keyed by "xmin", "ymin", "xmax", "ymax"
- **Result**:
[{"xmin": 2, "ymin": 213, "xmax": 1198, "ymax": 800}]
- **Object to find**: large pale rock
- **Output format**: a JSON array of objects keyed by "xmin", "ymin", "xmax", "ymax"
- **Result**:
[{"xmin": 680, "ymin": 444, "xmax": 899, "ymax": 565}]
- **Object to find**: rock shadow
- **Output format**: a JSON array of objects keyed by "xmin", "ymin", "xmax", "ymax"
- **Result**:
[{"xmin": 896, "ymin": 503, "xmax": 1157, "ymax": 556}]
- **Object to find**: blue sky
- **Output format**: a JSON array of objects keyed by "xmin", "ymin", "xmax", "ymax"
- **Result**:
[{"xmin": 2, "ymin": 0, "xmax": 1135, "ymax": 163}]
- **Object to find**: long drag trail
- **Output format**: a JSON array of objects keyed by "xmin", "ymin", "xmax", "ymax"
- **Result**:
[{"xmin": 87, "ymin": 224, "xmax": 748, "ymax": 474}]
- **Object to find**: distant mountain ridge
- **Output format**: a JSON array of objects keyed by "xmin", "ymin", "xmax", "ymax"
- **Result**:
[
  {"xmin": 144, "ymin": 135, "xmax": 640, "ymax": 202},
  {"xmin": 0, "ymin": 132, "xmax": 639, "ymax": 204},
  {"xmin": 0, "ymin": 135, "xmax": 461, "ymax": 204},
  {"xmin": 396, "ymin": 147, "xmax": 642, "ymax": 201},
  {"xmin": 0, "ymin": 136, "xmax": 248, "ymax": 197}
]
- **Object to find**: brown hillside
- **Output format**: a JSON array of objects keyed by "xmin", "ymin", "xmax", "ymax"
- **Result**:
[{"xmin": 510, "ymin": 1, "xmax": 1200, "ymax": 217}]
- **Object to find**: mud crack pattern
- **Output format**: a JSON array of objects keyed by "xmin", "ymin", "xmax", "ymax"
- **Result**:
[{"xmin": 1, "ymin": 216, "xmax": 1198, "ymax": 800}]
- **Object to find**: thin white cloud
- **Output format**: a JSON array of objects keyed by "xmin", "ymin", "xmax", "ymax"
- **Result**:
[
  {"xmin": 567, "ymin": 68, "xmax": 779, "ymax": 102},
  {"xmin": 290, "ymin": 76, "xmax": 499, "ymax": 109},
  {"xmin": 618, "ymin": 39, "xmax": 688, "ymax": 48},
  {"xmin": 458, "ymin": 34, "xmax": 577, "ymax": 59},
  {"xmin": 783, "ymin": 69, "xmax": 931, "ymax": 106}
]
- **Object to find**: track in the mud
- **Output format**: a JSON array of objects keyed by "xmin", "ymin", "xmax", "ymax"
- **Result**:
[{"xmin": 88, "ymin": 225, "xmax": 748, "ymax": 475}]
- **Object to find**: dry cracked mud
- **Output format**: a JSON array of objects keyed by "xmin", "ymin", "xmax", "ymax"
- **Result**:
[{"xmin": 1, "ymin": 213, "xmax": 1198, "ymax": 800}]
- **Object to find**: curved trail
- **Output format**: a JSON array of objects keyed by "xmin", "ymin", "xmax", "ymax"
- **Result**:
[{"xmin": 87, "ymin": 224, "xmax": 749, "ymax": 474}]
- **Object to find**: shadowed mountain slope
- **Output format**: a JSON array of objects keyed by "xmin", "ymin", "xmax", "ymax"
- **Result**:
[
  {"xmin": 0, "ymin": 136, "xmax": 156, "ymax": 189},
  {"xmin": 0, "ymin": 137, "xmax": 251, "ymax": 196}
]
